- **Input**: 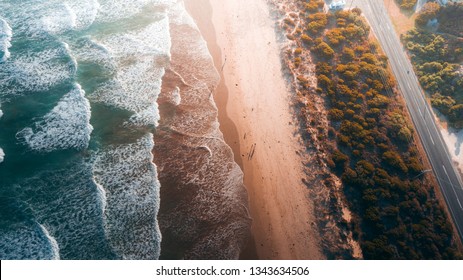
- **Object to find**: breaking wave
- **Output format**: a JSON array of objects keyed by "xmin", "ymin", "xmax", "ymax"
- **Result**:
[
  {"xmin": 154, "ymin": 1, "xmax": 251, "ymax": 260},
  {"xmin": 92, "ymin": 133, "xmax": 161, "ymax": 259},
  {"xmin": 7, "ymin": 161, "xmax": 116, "ymax": 259},
  {"xmin": 0, "ymin": 18, "xmax": 12, "ymax": 62},
  {"xmin": 0, "ymin": 45, "xmax": 76, "ymax": 95},
  {"xmin": 16, "ymin": 84, "xmax": 93, "ymax": 152},
  {"xmin": 0, "ymin": 0, "xmax": 250, "ymax": 260},
  {"xmin": 0, "ymin": 222, "xmax": 60, "ymax": 260}
]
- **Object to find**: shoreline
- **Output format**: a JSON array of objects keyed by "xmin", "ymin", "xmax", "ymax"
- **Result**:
[
  {"xmin": 183, "ymin": 0, "xmax": 257, "ymax": 259},
  {"xmin": 185, "ymin": 0, "xmax": 323, "ymax": 259}
]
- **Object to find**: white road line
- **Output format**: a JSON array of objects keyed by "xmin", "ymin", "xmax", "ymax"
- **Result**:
[
  {"xmin": 439, "ymin": 167, "xmax": 463, "ymax": 238},
  {"xmin": 361, "ymin": 0, "xmax": 463, "ymax": 240},
  {"xmin": 426, "ymin": 125, "xmax": 435, "ymax": 145},
  {"xmin": 443, "ymin": 165, "xmax": 463, "ymax": 210}
]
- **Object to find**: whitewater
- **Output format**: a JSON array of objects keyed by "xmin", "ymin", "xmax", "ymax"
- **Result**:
[{"xmin": 0, "ymin": 0, "xmax": 250, "ymax": 260}]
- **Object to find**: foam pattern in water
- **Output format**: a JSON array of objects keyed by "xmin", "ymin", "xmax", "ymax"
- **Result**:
[
  {"xmin": 0, "ymin": 147, "xmax": 4, "ymax": 163},
  {"xmin": 0, "ymin": 46, "xmax": 76, "ymax": 96},
  {"xmin": 11, "ymin": 161, "xmax": 115, "ymax": 259},
  {"xmin": 96, "ymin": 0, "xmax": 176, "ymax": 23},
  {"xmin": 16, "ymin": 84, "xmax": 93, "ymax": 152},
  {"xmin": 39, "ymin": 2, "xmax": 80, "ymax": 34},
  {"xmin": 154, "ymin": 1, "xmax": 251, "ymax": 259},
  {"xmin": 92, "ymin": 133, "xmax": 161, "ymax": 259},
  {"xmin": 0, "ymin": 0, "xmax": 99, "ymax": 38},
  {"xmin": 71, "ymin": 38, "xmax": 118, "ymax": 75},
  {"xmin": 0, "ymin": 222, "xmax": 60, "ymax": 260},
  {"xmin": 65, "ymin": 0, "xmax": 100, "ymax": 30},
  {"xmin": 91, "ymin": 60, "xmax": 165, "ymax": 124},
  {"xmin": 0, "ymin": 0, "xmax": 251, "ymax": 260},
  {"xmin": 88, "ymin": 17, "xmax": 171, "ymax": 127},
  {"xmin": 0, "ymin": 18, "xmax": 12, "ymax": 62}
]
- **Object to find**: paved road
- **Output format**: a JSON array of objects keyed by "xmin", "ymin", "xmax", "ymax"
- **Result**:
[{"xmin": 349, "ymin": 0, "xmax": 463, "ymax": 242}]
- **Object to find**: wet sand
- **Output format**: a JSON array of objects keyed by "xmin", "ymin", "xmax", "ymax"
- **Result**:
[{"xmin": 185, "ymin": 0, "xmax": 323, "ymax": 259}]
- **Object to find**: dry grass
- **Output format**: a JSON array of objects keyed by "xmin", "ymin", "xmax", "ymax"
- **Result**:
[{"xmin": 384, "ymin": 0, "xmax": 416, "ymax": 35}]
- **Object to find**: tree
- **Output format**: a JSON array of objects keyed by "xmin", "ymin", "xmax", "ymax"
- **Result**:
[
  {"xmin": 316, "ymin": 62, "xmax": 333, "ymax": 76},
  {"xmin": 329, "ymin": 108, "xmax": 344, "ymax": 121},
  {"xmin": 307, "ymin": 13, "xmax": 328, "ymax": 34},
  {"xmin": 415, "ymin": 2, "xmax": 441, "ymax": 27},
  {"xmin": 326, "ymin": 28, "xmax": 346, "ymax": 46},
  {"xmin": 383, "ymin": 151, "xmax": 408, "ymax": 173},
  {"xmin": 332, "ymin": 149, "xmax": 349, "ymax": 170},
  {"xmin": 301, "ymin": 34, "xmax": 313, "ymax": 45},
  {"xmin": 396, "ymin": 0, "xmax": 418, "ymax": 10},
  {"xmin": 398, "ymin": 126, "xmax": 412, "ymax": 143},
  {"xmin": 367, "ymin": 94, "xmax": 390, "ymax": 108},
  {"xmin": 356, "ymin": 160, "xmax": 375, "ymax": 176},
  {"xmin": 314, "ymin": 42, "xmax": 335, "ymax": 59},
  {"xmin": 352, "ymin": 7, "xmax": 362, "ymax": 16},
  {"xmin": 342, "ymin": 47, "xmax": 355, "ymax": 61},
  {"xmin": 305, "ymin": 1, "xmax": 320, "ymax": 13},
  {"xmin": 449, "ymin": 104, "xmax": 463, "ymax": 128},
  {"xmin": 318, "ymin": 74, "xmax": 333, "ymax": 89}
]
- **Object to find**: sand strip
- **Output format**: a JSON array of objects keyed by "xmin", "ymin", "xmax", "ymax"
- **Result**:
[{"xmin": 185, "ymin": 0, "xmax": 323, "ymax": 259}]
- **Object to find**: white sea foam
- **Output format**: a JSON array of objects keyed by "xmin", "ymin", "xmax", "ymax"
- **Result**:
[
  {"xmin": 16, "ymin": 84, "xmax": 93, "ymax": 152},
  {"xmin": 0, "ymin": 2, "xmax": 41, "ymax": 38},
  {"xmin": 40, "ymin": 3, "xmax": 77, "ymax": 34},
  {"xmin": 157, "ymin": 0, "xmax": 221, "ymax": 138},
  {"xmin": 96, "ymin": 0, "xmax": 175, "ymax": 23},
  {"xmin": 95, "ymin": 181, "xmax": 108, "ymax": 214},
  {"xmin": 102, "ymin": 17, "xmax": 171, "ymax": 61},
  {"xmin": 171, "ymin": 86, "xmax": 181, "ymax": 105},
  {"xmin": 92, "ymin": 133, "xmax": 161, "ymax": 259},
  {"xmin": 168, "ymin": 0, "xmax": 197, "ymax": 28},
  {"xmin": 14, "ymin": 161, "xmax": 115, "ymax": 259},
  {"xmin": 91, "ymin": 61, "xmax": 165, "ymax": 115},
  {"xmin": 124, "ymin": 103, "xmax": 161, "ymax": 127},
  {"xmin": 35, "ymin": 0, "xmax": 99, "ymax": 34},
  {"xmin": 90, "ymin": 16, "xmax": 171, "ymax": 126},
  {"xmin": 153, "ymin": 0, "xmax": 251, "ymax": 259},
  {"xmin": 168, "ymin": 1, "xmax": 216, "ymax": 66},
  {"xmin": 70, "ymin": 38, "xmax": 117, "ymax": 74},
  {"xmin": 0, "ymin": 0, "xmax": 99, "ymax": 39},
  {"xmin": 66, "ymin": 0, "xmax": 100, "ymax": 30},
  {"xmin": 0, "ymin": 147, "xmax": 4, "ymax": 163},
  {"xmin": 38, "ymin": 224, "xmax": 60, "ymax": 260},
  {"xmin": 0, "ymin": 18, "xmax": 12, "ymax": 62},
  {"xmin": 0, "ymin": 222, "xmax": 60, "ymax": 260},
  {"xmin": 0, "ymin": 46, "xmax": 76, "ymax": 95}
]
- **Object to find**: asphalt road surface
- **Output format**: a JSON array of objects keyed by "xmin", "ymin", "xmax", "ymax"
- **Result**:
[{"xmin": 348, "ymin": 0, "xmax": 463, "ymax": 242}]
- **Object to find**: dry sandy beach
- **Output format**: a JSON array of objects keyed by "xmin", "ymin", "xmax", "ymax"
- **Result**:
[{"xmin": 185, "ymin": 0, "xmax": 323, "ymax": 259}]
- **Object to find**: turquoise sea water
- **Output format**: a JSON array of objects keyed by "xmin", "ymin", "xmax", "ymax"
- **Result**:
[
  {"xmin": 0, "ymin": 0, "xmax": 251, "ymax": 260},
  {"xmin": 0, "ymin": 0, "xmax": 171, "ymax": 259}
]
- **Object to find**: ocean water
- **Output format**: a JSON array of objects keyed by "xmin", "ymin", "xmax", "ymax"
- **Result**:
[
  {"xmin": 0, "ymin": 0, "xmax": 250, "ymax": 260},
  {"xmin": 154, "ymin": 2, "xmax": 251, "ymax": 259}
]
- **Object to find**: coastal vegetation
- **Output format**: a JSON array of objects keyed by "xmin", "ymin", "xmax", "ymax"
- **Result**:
[
  {"xmin": 415, "ymin": 1, "xmax": 441, "ymax": 27},
  {"xmin": 395, "ymin": 0, "xmax": 418, "ymax": 10},
  {"xmin": 401, "ymin": 1, "xmax": 463, "ymax": 128},
  {"xmin": 285, "ymin": 0, "xmax": 460, "ymax": 259}
]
